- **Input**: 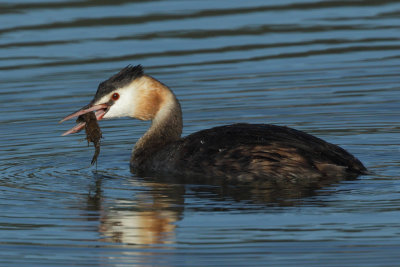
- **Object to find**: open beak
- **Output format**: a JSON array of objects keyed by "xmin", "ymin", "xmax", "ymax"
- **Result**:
[{"xmin": 59, "ymin": 103, "xmax": 109, "ymax": 136}]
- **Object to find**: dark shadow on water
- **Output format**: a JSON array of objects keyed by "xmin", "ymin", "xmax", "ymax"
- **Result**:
[
  {"xmin": 86, "ymin": 174, "xmax": 103, "ymax": 213},
  {"xmin": 139, "ymin": 172, "xmax": 357, "ymax": 208}
]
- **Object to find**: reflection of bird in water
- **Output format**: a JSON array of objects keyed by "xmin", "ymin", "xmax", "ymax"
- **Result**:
[
  {"xmin": 61, "ymin": 65, "xmax": 367, "ymax": 183},
  {"xmin": 98, "ymin": 201, "xmax": 177, "ymax": 245},
  {"xmin": 86, "ymin": 176, "xmax": 183, "ymax": 245},
  {"xmin": 83, "ymin": 171, "xmax": 347, "ymax": 247}
]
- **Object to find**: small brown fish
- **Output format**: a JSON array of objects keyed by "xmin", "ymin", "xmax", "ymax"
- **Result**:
[{"xmin": 76, "ymin": 112, "xmax": 102, "ymax": 165}]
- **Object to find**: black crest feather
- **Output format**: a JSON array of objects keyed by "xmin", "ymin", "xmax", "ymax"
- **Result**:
[{"xmin": 92, "ymin": 65, "xmax": 144, "ymax": 102}]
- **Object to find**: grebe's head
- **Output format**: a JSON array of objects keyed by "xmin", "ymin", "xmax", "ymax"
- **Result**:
[{"xmin": 60, "ymin": 65, "xmax": 172, "ymax": 136}]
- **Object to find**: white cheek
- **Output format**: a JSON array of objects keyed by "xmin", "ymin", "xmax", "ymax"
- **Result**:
[{"xmin": 103, "ymin": 89, "xmax": 136, "ymax": 119}]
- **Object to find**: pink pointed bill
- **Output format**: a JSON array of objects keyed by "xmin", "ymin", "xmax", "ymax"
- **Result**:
[
  {"xmin": 60, "ymin": 103, "xmax": 109, "ymax": 136},
  {"xmin": 61, "ymin": 121, "xmax": 86, "ymax": 136}
]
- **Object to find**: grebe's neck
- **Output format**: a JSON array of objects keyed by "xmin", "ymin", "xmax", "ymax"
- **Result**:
[{"xmin": 132, "ymin": 77, "xmax": 183, "ymax": 164}]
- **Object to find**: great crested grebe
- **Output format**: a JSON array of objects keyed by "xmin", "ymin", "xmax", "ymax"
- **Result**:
[{"xmin": 61, "ymin": 65, "xmax": 367, "ymax": 182}]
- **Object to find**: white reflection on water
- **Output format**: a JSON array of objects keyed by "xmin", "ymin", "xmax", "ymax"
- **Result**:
[
  {"xmin": 85, "ymin": 178, "xmax": 180, "ymax": 246},
  {"xmin": 98, "ymin": 190, "xmax": 178, "ymax": 245}
]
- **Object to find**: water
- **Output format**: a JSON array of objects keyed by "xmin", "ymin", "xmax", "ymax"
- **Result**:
[{"xmin": 1, "ymin": 0, "xmax": 400, "ymax": 266}]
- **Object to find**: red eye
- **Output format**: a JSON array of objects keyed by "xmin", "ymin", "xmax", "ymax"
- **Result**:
[{"xmin": 112, "ymin": 93, "xmax": 119, "ymax": 101}]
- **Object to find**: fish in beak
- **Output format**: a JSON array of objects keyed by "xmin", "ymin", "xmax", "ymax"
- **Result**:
[{"xmin": 59, "ymin": 103, "xmax": 109, "ymax": 136}]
